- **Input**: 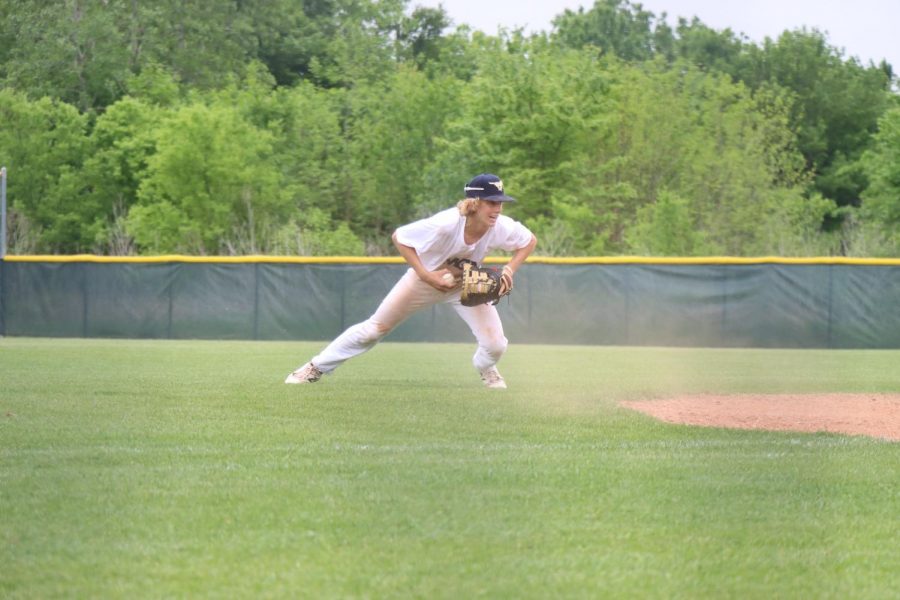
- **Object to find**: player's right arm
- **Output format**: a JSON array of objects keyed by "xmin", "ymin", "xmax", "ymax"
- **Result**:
[{"xmin": 392, "ymin": 232, "xmax": 455, "ymax": 291}]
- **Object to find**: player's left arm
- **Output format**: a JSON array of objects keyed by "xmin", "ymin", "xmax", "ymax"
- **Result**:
[{"xmin": 500, "ymin": 234, "xmax": 537, "ymax": 294}]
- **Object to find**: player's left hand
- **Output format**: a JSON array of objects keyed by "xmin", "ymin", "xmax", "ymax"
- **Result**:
[{"xmin": 499, "ymin": 265, "xmax": 514, "ymax": 296}]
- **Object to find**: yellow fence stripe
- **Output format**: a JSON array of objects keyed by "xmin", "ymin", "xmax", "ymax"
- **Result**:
[
  {"xmin": 3, "ymin": 254, "xmax": 401, "ymax": 264},
  {"xmin": 522, "ymin": 256, "xmax": 900, "ymax": 266},
  {"xmin": 3, "ymin": 254, "xmax": 900, "ymax": 266}
]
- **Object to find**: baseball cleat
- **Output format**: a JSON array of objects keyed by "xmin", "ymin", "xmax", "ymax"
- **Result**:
[
  {"xmin": 285, "ymin": 362, "xmax": 323, "ymax": 384},
  {"xmin": 480, "ymin": 366, "xmax": 507, "ymax": 389}
]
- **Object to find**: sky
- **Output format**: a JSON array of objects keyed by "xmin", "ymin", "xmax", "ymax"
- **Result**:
[{"xmin": 414, "ymin": 0, "xmax": 899, "ymax": 70}]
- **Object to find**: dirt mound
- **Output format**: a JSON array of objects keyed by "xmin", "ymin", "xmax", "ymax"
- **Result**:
[{"xmin": 620, "ymin": 393, "xmax": 900, "ymax": 441}]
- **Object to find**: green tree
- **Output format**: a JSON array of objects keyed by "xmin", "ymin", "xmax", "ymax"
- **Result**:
[
  {"xmin": 625, "ymin": 190, "xmax": 707, "ymax": 255},
  {"xmin": 1, "ymin": 0, "xmax": 130, "ymax": 112},
  {"xmin": 127, "ymin": 101, "xmax": 290, "ymax": 254},
  {"xmin": 673, "ymin": 17, "xmax": 747, "ymax": 76},
  {"xmin": 427, "ymin": 40, "xmax": 617, "ymax": 253},
  {"xmin": 856, "ymin": 107, "xmax": 900, "ymax": 255},
  {"xmin": 551, "ymin": 0, "xmax": 668, "ymax": 61},
  {"xmin": 0, "ymin": 89, "xmax": 89, "ymax": 251},
  {"xmin": 1, "ymin": 0, "xmax": 413, "ymax": 109},
  {"xmin": 431, "ymin": 41, "xmax": 819, "ymax": 256},
  {"xmin": 123, "ymin": 62, "xmax": 183, "ymax": 107},
  {"xmin": 737, "ymin": 29, "xmax": 893, "ymax": 213},
  {"xmin": 340, "ymin": 66, "xmax": 463, "ymax": 245},
  {"xmin": 81, "ymin": 96, "xmax": 163, "ymax": 253},
  {"xmin": 204, "ymin": 63, "xmax": 368, "ymax": 252},
  {"xmin": 234, "ymin": 0, "xmax": 341, "ymax": 87},
  {"xmin": 135, "ymin": 0, "xmax": 255, "ymax": 91},
  {"xmin": 758, "ymin": 190, "xmax": 840, "ymax": 256},
  {"xmin": 394, "ymin": 6, "xmax": 453, "ymax": 69},
  {"xmin": 309, "ymin": 0, "xmax": 408, "ymax": 88},
  {"xmin": 601, "ymin": 61, "xmax": 815, "ymax": 255}
]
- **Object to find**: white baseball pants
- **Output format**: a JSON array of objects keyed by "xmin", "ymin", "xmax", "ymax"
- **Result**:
[{"xmin": 310, "ymin": 269, "xmax": 508, "ymax": 374}]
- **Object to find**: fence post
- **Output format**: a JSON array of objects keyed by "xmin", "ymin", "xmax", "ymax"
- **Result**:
[
  {"xmin": 1, "ymin": 167, "xmax": 7, "ymax": 258},
  {"xmin": 253, "ymin": 263, "xmax": 260, "ymax": 340},
  {"xmin": 0, "ymin": 167, "xmax": 6, "ymax": 336}
]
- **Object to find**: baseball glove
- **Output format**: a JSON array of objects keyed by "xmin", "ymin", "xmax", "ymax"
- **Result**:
[{"xmin": 447, "ymin": 258, "xmax": 512, "ymax": 307}]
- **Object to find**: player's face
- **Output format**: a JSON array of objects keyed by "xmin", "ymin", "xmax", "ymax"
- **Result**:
[{"xmin": 475, "ymin": 200, "xmax": 503, "ymax": 228}]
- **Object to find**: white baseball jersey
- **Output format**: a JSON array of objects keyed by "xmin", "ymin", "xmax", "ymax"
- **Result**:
[
  {"xmin": 393, "ymin": 207, "xmax": 534, "ymax": 270},
  {"xmin": 297, "ymin": 205, "xmax": 534, "ymax": 379}
]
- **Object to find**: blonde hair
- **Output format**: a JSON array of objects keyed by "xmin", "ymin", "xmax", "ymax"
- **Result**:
[{"xmin": 457, "ymin": 198, "xmax": 480, "ymax": 216}]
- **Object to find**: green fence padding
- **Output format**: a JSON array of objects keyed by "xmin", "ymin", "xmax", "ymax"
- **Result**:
[{"xmin": 1, "ymin": 259, "xmax": 899, "ymax": 348}]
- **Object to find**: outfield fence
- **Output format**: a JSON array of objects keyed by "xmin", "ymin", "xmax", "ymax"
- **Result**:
[{"xmin": 1, "ymin": 255, "xmax": 899, "ymax": 348}]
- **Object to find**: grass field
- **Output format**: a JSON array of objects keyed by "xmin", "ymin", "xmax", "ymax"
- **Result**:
[{"xmin": 1, "ymin": 337, "xmax": 899, "ymax": 599}]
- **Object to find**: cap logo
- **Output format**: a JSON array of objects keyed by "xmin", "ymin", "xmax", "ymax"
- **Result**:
[{"xmin": 465, "ymin": 180, "xmax": 502, "ymax": 193}]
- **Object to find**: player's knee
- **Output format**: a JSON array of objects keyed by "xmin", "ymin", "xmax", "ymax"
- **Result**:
[
  {"xmin": 484, "ymin": 335, "xmax": 508, "ymax": 359},
  {"xmin": 359, "ymin": 320, "xmax": 391, "ymax": 344}
]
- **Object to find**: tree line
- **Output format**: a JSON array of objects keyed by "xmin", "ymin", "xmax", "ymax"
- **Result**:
[{"xmin": 0, "ymin": 0, "xmax": 897, "ymax": 256}]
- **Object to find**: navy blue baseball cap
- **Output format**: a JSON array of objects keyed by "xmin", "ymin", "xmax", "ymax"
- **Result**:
[{"xmin": 464, "ymin": 173, "xmax": 516, "ymax": 202}]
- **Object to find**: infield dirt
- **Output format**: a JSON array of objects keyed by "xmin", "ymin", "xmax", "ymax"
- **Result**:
[{"xmin": 620, "ymin": 393, "xmax": 900, "ymax": 441}]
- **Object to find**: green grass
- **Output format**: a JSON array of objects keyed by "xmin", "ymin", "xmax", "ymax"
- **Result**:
[{"xmin": 1, "ymin": 337, "xmax": 898, "ymax": 599}]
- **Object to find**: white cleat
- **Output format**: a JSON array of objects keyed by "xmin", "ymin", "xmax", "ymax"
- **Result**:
[
  {"xmin": 480, "ymin": 366, "xmax": 507, "ymax": 389},
  {"xmin": 285, "ymin": 362, "xmax": 323, "ymax": 384}
]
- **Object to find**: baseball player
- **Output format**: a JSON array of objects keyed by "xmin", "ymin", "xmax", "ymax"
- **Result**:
[{"xmin": 285, "ymin": 173, "xmax": 538, "ymax": 389}]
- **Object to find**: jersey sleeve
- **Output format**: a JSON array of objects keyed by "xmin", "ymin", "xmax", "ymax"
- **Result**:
[
  {"xmin": 393, "ymin": 209, "xmax": 456, "ymax": 255},
  {"xmin": 492, "ymin": 216, "xmax": 534, "ymax": 252}
]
